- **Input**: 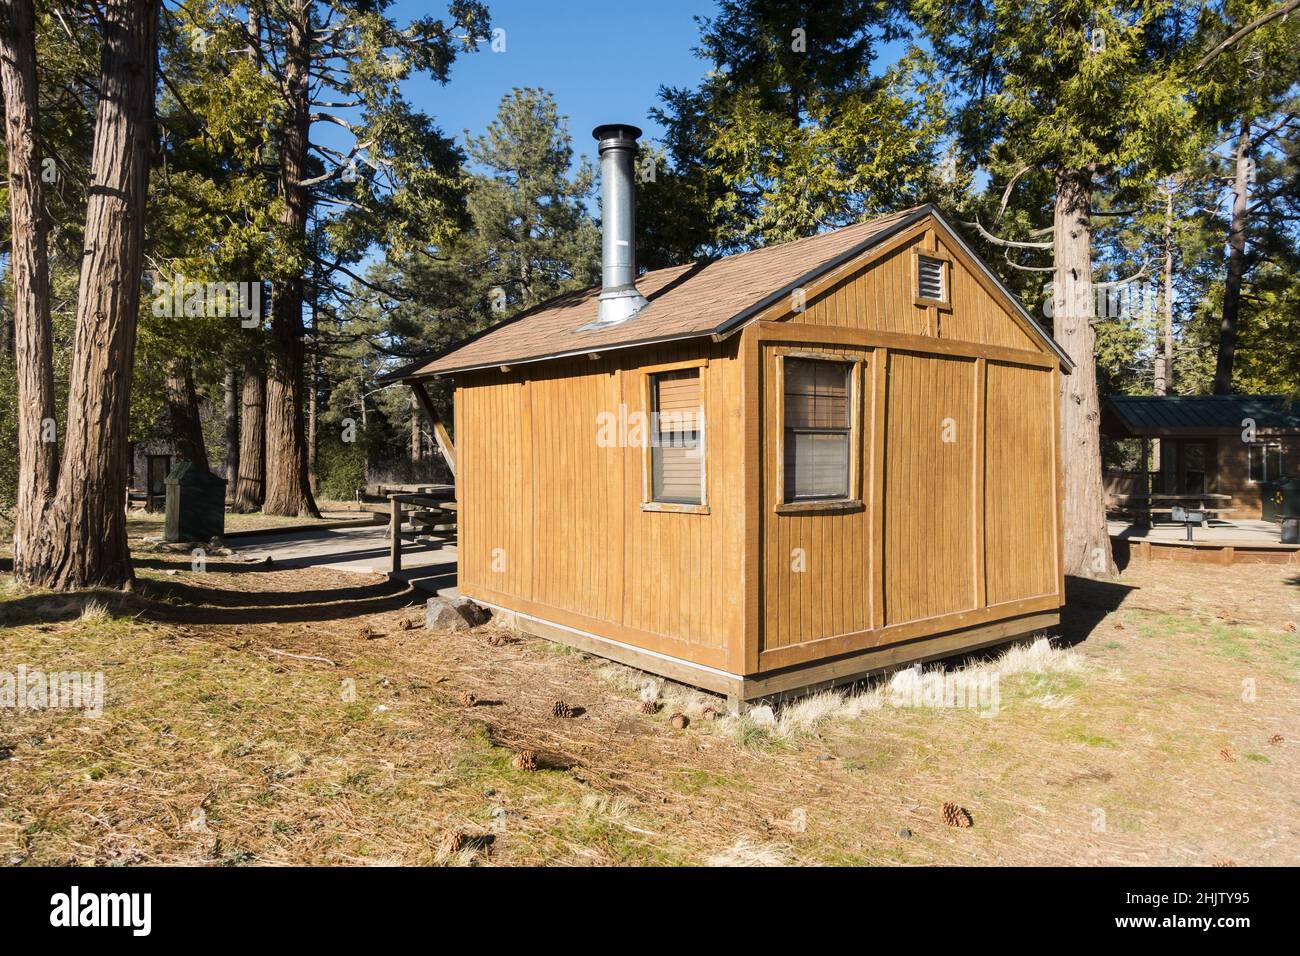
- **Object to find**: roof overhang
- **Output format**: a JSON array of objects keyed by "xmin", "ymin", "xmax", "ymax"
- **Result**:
[{"xmin": 400, "ymin": 204, "xmax": 1074, "ymax": 380}]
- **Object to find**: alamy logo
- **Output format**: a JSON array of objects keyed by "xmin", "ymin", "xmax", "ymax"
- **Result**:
[
  {"xmin": 152, "ymin": 275, "xmax": 262, "ymax": 327},
  {"xmin": 49, "ymin": 886, "xmax": 151, "ymax": 936},
  {"xmin": 1, "ymin": 666, "xmax": 103, "ymax": 717}
]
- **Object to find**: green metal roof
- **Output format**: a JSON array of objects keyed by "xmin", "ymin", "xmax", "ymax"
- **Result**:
[{"xmin": 1105, "ymin": 394, "xmax": 1300, "ymax": 435}]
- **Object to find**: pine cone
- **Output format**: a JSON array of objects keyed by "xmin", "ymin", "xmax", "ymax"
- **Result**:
[
  {"xmin": 1212, "ymin": 858, "xmax": 1237, "ymax": 867},
  {"xmin": 1219, "ymin": 747, "xmax": 1236, "ymax": 762},
  {"xmin": 458, "ymin": 691, "xmax": 478, "ymax": 708},
  {"xmin": 701, "ymin": 706, "xmax": 718, "ymax": 722},
  {"xmin": 438, "ymin": 829, "xmax": 467, "ymax": 857},
  {"xmin": 1268, "ymin": 734, "xmax": 1284, "ymax": 746},
  {"xmin": 670, "ymin": 712, "xmax": 689, "ymax": 730},
  {"xmin": 551, "ymin": 700, "xmax": 575, "ymax": 719},
  {"xmin": 512, "ymin": 749, "xmax": 538, "ymax": 772},
  {"xmin": 486, "ymin": 632, "xmax": 517, "ymax": 647},
  {"xmin": 942, "ymin": 801, "xmax": 972, "ymax": 828},
  {"xmin": 639, "ymin": 700, "xmax": 659, "ymax": 715},
  {"xmin": 397, "ymin": 618, "xmax": 415, "ymax": 631},
  {"xmin": 359, "ymin": 624, "xmax": 379, "ymax": 640}
]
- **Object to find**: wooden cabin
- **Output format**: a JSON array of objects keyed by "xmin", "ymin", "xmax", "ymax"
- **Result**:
[
  {"xmin": 399, "ymin": 127, "xmax": 1071, "ymax": 705},
  {"xmin": 1103, "ymin": 394, "xmax": 1299, "ymax": 520}
]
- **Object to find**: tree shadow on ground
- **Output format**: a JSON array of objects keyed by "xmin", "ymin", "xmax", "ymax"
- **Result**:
[
  {"xmin": 135, "ymin": 575, "xmax": 421, "ymax": 626},
  {"xmin": 1058, "ymin": 574, "xmax": 1137, "ymax": 648},
  {"xmin": 0, "ymin": 567, "xmax": 423, "ymax": 628}
]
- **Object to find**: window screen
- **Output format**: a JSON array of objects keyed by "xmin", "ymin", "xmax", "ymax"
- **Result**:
[
  {"xmin": 918, "ymin": 255, "xmax": 946, "ymax": 302},
  {"xmin": 650, "ymin": 369, "xmax": 703, "ymax": 504},
  {"xmin": 784, "ymin": 358, "xmax": 852, "ymax": 501}
]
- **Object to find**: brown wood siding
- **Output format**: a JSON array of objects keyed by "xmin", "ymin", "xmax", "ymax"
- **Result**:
[
  {"xmin": 792, "ymin": 227, "xmax": 1040, "ymax": 353},
  {"xmin": 882, "ymin": 351, "xmax": 978, "ymax": 624},
  {"xmin": 984, "ymin": 360, "xmax": 1058, "ymax": 604},
  {"xmin": 935, "ymin": 232, "xmax": 1038, "ymax": 350},
  {"xmin": 761, "ymin": 343, "xmax": 874, "ymax": 651},
  {"xmin": 455, "ymin": 339, "xmax": 744, "ymax": 667},
  {"xmin": 529, "ymin": 363, "xmax": 622, "ymax": 622},
  {"xmin": 458, "ymin": 374, "xmax": 533, "ymax": 600}
]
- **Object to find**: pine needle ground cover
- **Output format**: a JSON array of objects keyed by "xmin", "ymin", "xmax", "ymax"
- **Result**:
[{"xmin": 1, "ymin": 543, "xmax": 1296, "ymax": 866}]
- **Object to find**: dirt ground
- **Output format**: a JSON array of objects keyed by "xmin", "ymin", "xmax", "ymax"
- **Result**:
[{"xmin": 1, "ymin": 535, "xmax": 1297, "ymax": 866}]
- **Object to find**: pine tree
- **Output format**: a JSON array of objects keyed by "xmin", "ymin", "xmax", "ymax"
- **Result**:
[
  {"xmin": 914, "ymin": 0, "xmax": 1200, "ymax": 579},
  {"xmin": 650, "ymin": 0, "xmax": 944, "ymax": 253}
]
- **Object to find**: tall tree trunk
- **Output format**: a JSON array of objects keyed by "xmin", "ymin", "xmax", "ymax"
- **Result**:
[
  {"xmin": 1213, "ymin": 120, "xmax": 1251, "ymax": 395},
  {"xmin": 164, "ymin": 357, "xmax": 210, "ymax": 470},
  {"xmin": 262, "ymin": 1, "xmax": 319, "ymax": 517},
  {"xmin": 23, "ymin": 0, "xmax": 160, "ymax": 589},
  {"xmin": 223, "ymin": 363, "xmax": 239, "ymax": 501},
  {"xmin": 307, "ymin": 350, "xmax": 318, "ymax": 491},
  {"xmin": 232, "ymin": 353, "xmax": 265, "ymax": 512},
  {"xmin": 1152, "ymin": 181, "xmax": 1176, "ymax": 475},
  {"xmin": 1, "ymin": 0, "xmax": 58, "ymax": 579},
  {"xmin": 1054, "ymin": 168, "xmax": 1113, "ymax": 579},
  {"xmin": 1156, "ymin": 182, "xmax": 1175, "ymax": 398},
  {"xmin": 409, "ymin": 391, "xmax": 421, "ymax": 463}
]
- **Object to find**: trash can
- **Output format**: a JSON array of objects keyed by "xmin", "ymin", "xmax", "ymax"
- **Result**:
[
  {"xmin": 1261, "ymin": 476, "xmax": 1300, "ymax": 523},
  {"xmin": 164, "ymin": 462, "xmax": 227, "ymax": 543}
]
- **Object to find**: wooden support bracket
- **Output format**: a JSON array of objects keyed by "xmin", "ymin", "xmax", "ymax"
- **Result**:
[{"xmin": 410, "ymin": 379, "xmax": 455, "ymax": 477}]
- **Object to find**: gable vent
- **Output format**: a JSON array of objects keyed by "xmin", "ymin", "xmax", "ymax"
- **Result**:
[{"xmin": 918, "ymin": 255, "xmax": 946, "ymax": 302}]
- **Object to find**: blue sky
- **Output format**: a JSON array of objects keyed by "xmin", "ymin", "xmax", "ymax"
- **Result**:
[{"xmin": 391, "ymin": 0, "xmax": 721, "ymax": 167}]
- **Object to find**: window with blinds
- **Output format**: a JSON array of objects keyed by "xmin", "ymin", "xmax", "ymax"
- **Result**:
[
  {"xmin": 917, "ymin": 254, "xmax": 946, "ymax": 303},
  {"xmin": 784, "ymin": 358, "xmax": 852, "ymax": 501},
  {"xmin": 650, "ymin": 369, "xmax": 704, "ymax": 505}
]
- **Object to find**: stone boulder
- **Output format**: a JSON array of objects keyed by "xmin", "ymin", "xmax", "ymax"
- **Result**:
[{"xmin": 426, "ymin": 595, "xmax": 490, "ymax": 631}]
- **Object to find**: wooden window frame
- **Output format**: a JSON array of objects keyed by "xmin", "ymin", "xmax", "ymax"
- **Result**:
[
  {"xmin": 912, "ymin": 247, "xmax": 953, "ymax": 311},
  {"xmin": 774, "ymin": 349, "xmax": 864, "ymax": 515},
  {"xmin": 641, "ymin": 358, "xmax": 710, "ymax": 515},
  {"xmin": 1248, "ymin": 441, "xmax": 1283, "ymax": 483}
]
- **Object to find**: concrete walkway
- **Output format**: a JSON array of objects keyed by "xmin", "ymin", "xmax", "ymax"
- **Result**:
[
  {"xmin": 1108, "ymin": 517, "xmax": 1290, "ymax": 546},
  {"xmin": 227, "ymin": 524, "xmax": 458, "ymax": 595}
]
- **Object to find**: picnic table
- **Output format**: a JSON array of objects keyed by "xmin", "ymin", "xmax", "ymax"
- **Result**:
[
  {"xmin": 387, "ymin": 491, "xmax": 457, "ymax": 572},
  {"xmin": 1114, "ymin": 492, "xmax": 1236, "ymax": 536}
]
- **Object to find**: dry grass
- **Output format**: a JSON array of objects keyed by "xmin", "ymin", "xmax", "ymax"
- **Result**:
[{"xmin": 1, "ymin": 547, "xmax": 1297, "ymax": 866}]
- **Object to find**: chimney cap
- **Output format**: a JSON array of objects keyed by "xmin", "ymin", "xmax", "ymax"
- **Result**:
[{"xmin": 592, "ymin": 124, "xmax": 642, "ymax": 150}]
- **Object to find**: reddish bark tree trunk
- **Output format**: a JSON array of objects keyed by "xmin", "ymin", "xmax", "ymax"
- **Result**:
[
  {"xmin": 232, "ymin": 353, "xmax": 265, "ymax": 512},
  {"xmin": 164, "ymin": 357, "xmax": 210, "ymax": 471},
  {"xmin": 223, "ymin": 363, "xmax": 240, "ymax": 501},
  {"xmin": 1, "ymin": 0, "xmax": 59, "ymax": 578},
  {"xmin": 22, "ymin": 0, "xmax": 160, "ymax": 589},
  {"xmin": 1213, "ymin": 121, "xmax": 1251, "ymax": 395},
  {"xmin": 262, "ymin": 1, "xmax": 319, "ymax": 517},
  {"xmin": 1054, "ymin": 168, "xmax": 1113, "ymax": 579}
]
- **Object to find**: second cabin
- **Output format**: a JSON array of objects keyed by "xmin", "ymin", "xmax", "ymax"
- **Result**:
[{"xmin": 400, "ymin": 124, "xmax": 1072, "ymax": 705}]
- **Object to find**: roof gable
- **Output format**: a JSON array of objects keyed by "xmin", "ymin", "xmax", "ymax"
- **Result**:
[{"xmin": 403, "ymin": 205, "xmax": 1070, "ymax": 378}]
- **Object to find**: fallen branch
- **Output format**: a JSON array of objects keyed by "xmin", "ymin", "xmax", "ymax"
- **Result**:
[{"xmin": 268, "ymin": 649, "xmax": 338, "ymax": 667}]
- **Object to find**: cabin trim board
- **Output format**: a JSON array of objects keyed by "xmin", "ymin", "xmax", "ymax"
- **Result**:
[
  {"xmin": 460, "ymin": 582, "xmax": 733, "ymax": 671},
  {"xmin": 754, "ymin": 320, "xmax": 1056, "ymax": 369},
  {"xmin": 477, "ymin": 592, "xmax": 1058, "ymax": 702},
  {"xmin": 754, "ymin": 592, "xmax": 1062, "ymax": 671}
]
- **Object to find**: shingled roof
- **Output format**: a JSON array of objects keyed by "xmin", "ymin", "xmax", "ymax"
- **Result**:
[
  {"xmin": 1105, "ymin": 394, "xmax": 1300, "ymax": 435},
  {"xmin": 400, "ymin": 204, "xmax": 1068, "ymax": 378}
]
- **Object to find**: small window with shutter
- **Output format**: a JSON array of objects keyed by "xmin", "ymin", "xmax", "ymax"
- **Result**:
[
  {"xmin": 649, "ymin": 369, "xmax": 704, "ymax": 505},
  {"xmin": 783, "ymin": 358, "xmax": 852, "ymax": 502},
  {"xmin": 917, "ymin": 254, "xmax": 947, "ymax": 304}
]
